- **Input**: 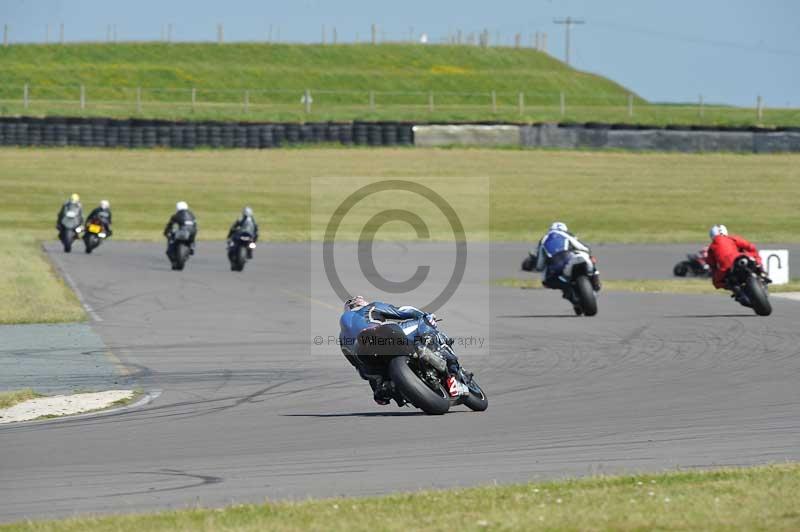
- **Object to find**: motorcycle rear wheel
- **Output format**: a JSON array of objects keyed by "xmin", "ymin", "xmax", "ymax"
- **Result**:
[
  {"xmin": 174, "ymin": 243, "xmax": 189, "ymax": 271},
  {"xmin": 575, "ymin": 275, "xmax": 598, "ymax": 316},
  {"xmin": 388, "ymin": 356, "xmax": 450, "ymax": 415},
  {"xmin": 745, "ymin": 276, "xmax": 772, "ymax": 316}
]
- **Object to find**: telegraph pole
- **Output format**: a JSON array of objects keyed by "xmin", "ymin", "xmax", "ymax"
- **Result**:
[{"xmin": 553, "ymin": 16, "xmax": 585, "ymax": 66}]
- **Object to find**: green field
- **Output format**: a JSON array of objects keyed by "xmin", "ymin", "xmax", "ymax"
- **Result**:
[
  {"xmin": 3, "ymin": 464, "xmax": 798, "ymax": 531},
  {"xmin": 1, "ymin": 43, "xmax": 797, "ymax": 126},
  {"xmin": 1, "ymin": 147, "xmax": 798, "ymax": 324}
]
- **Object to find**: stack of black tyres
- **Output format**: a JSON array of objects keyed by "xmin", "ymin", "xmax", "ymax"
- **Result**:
[
  {"xmin": 259, "ymin": 125, "xmax": 274, "ymax": 148},
  {"xmin": 221, "ymin": 124, "xmax": 235, "ymax": 148},
  {"xmin": 195, "ymin": 124, "xmax": 208, "ymax": 147},
  {"xmin": 118, "ymin": 120, "xmax": 131, "ymax": 148},
  {"xmin": 208, "ymin": 124, "xmax": 222, "ymax": 148},
  {"xmin": 397, "ymin": 123, "xmax": 413, "ymax": 145},
  {"xmin": 353, "ymin": 122, "xmax": 368, "ymax": 145},
  {"xmin": 285, "ymin": 123, "xmax": 301, "ymax": 144},
  {"xmin": 272, "ymin": 124, "xmax": 285, "ymax": 147},
  {"xmin": 28, "ymin": 120, "xmax": 43, "ymax": 147},
  {"xmin": 381, "ymin": 122, "xmax": 398, "ymax": 146}
]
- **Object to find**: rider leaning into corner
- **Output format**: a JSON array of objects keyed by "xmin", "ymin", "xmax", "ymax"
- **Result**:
[
  {"xmin": 163, "ymin": 201, "xmax": 198, "ymax": 254},
  {"xmin": 339, "ymin": 296, "xmax": 470, "ymax": 405},
  {"xmin": 706, "ymin": 224, "xmax": 766, "ymax": 301},
  {"xmin": 227, "ymin": 206, "xmax": 259, "ymax": 258},
  {"xmin": 533, "ymin": 222, "xmax": 601, "ymax": 301},
  {"xmin": 86, "ymin": 199, "xmax": 113, "ymax": 236}
]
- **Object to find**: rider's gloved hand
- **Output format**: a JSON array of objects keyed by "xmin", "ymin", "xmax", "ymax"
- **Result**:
[{"xmin": 423, "ymin": 313, "xmax": 437, "ymax": 327}]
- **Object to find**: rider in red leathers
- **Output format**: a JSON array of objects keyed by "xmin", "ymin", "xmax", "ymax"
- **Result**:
[{"xmin": 706, "ymin": 225, "xmax": 763, "ymax": 290}]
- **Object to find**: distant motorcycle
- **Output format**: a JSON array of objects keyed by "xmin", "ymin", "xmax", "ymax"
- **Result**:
[
  {"xmin": 165, "ymin": 223, "xmax": 195, "ymax": 271},
  {"xmin": 727, "ymin": 255, "xmax": 772, "ymax": 316},
  {"xmin": 350, "ymin": 317, "xmax": 488, "ymax": 415},
  {"xmin": 674, "ymin": 248, "xmax": 710, "ymax": 277},
  {"xmin": 227, "ymin": 232, "xmax": 256, "ymax": 272},
  {"xmin": 83, "ymin": 217, "xmax": 109, "ymax": 254},
  {"xmin": 58, "ymin": 209, "xmax": 83, "ymax": 253}
]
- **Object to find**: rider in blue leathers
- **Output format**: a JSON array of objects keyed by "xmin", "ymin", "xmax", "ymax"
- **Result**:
[
  {"xmin": 339, "ymin": 296, "xmax": 468, "ymax": 404},
  {"xmin": 534, "ymin": 222, "xmax": 592, "ymax": 290}
]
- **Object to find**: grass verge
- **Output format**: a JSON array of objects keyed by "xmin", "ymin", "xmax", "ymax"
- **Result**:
[
  {"xmin": 496, "ymin": 277, "xmax": 800, "ymax": 294},
  {"xmin": 0, "ymin": 389, "xmax": 42, "ymax": 409},
  {"xmin": 2, "ymin": 464, "xmax": 798, "ymax": 531},
  {"xmin": 0, "ymin": 232, "xmax": 85, "ymax": 324}
]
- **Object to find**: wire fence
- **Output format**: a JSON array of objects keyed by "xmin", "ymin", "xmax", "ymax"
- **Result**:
[{"xmin": 1, "ymin": 84, "xmax": 792, "ymax": 125}]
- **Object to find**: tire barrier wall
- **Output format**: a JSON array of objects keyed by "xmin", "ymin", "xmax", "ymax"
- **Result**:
[
  {"xmin": 0, "ymin": 118, "xmax": 414, "ymax": 149},
  {"xmin": 521, "ymin": 123, "xmax": 800, "ymax": 153}
]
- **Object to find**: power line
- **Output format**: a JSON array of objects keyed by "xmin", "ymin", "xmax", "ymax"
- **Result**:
[{"xmin": 553, "ymin": 16, "xmax": 585, "ymax": 66}]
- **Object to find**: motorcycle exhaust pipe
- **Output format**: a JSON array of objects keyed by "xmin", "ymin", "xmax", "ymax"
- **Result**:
[{"xmin": 417, "ymin": 346, "xmax": 447, "ymax": 374}]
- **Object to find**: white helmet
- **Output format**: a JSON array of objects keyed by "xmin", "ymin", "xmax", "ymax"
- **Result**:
[
  {"xmin": 176, "ymin": 201, "xmax": 188, "ymax": 212},
  {"xmin": 99, "ymin": 199, "xmax": 110, "ymax": 209},
  {"xmin": 344, "ymin": 295, "xmax": 368, "ymax": 311},
  {"xmin": 709, "ymin": 224, "xmax": 728, "ymax": 239},
  {"xmin": 242, "ymin": 206, "xmax": 253, "ymax": 217},
  {"xmin": 550, "ymin": 221, "xmax": 568, "ymax": 233}
]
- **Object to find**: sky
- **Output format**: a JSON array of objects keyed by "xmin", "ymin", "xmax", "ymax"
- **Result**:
[{"xmin": 2, "ymin": 0, "xmax": 798, "ymax": 107}]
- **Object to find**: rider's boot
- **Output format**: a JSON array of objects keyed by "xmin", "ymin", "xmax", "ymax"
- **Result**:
[
  {"xmin": 591, "ymin": 273, "xmax": 602, "ymax": 291},
  {"xmin": 368, "ymin": 376, "xmax": 392, "ymax": 405}
]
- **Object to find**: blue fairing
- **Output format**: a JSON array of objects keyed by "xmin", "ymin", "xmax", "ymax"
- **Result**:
[{"xmin": 339, "ymin": 302, "xmax": 429, "ymax": 354}]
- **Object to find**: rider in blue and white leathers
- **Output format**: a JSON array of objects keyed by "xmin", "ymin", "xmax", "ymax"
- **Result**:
[
  {"xmin": 534, "ymin": 222, "xmax": 595, "ymax": 290},
  {"xmin": 339, "ymin": 296, "xmax": 468, "ymax": 404}
]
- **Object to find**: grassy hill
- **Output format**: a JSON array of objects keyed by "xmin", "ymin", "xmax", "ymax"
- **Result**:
[{"xmin": 0, "ymin": 43, "xmax": 796, "ymax": 125}]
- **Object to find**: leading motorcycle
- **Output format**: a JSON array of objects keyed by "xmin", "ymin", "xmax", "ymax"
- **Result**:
[
  {"xmin": 349, "ymin": 317, "xmax": 488, "ymax": 415},
  {"xmin": 58, "ymin": 209, "xmax": 83, "ymax": 253},
  {"xmin": 727, "ymin": 255, "xmax": 772, "ymax": 316}
]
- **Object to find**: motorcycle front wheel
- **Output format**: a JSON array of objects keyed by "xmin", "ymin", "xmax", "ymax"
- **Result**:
[
  {"xmin": 673, "ymin": 261, "xmax": 689, "ymax": 277},
  {"xmin": 388, "ymin": 356, "xmax": 450, "ymax": 415},
  {"xmin": 463, "ymin": 377, "xmax": 488, "ymax": 412},
  {"xmin": 61, "ymin": 229, "xmax": 74, "ymax": 253}
]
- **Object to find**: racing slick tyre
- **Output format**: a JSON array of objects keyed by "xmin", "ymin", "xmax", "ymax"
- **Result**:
[
  {"xmin": 575, "ymin": 275, "xmax": 598, "ymax": 316},
  {"xmin": 521, "ymin": 255, "xmax": 535, "ymax": 272},
  {"xmin": 84, "ymin": 235, "xmax": 98, "ymax": 254},
  {"xmin": 673, "ymin": 261, "xmax": 689, "ymax": 277},
  {"xmin": 388, "ymin": 356, "xmax": 450, "ymax": 415},
  {"xmin": 745, "ymin": 276, "xmax": 772, "ymax": 316},
  {"xmin": 174, "ymin": 243, "xmax": 189, "ymax": 271},
  {"xmin": 60, "ymin": 230, "xmax": 74, "ymax": 253},
  {"xmin": 463, "ymin": 377, "xmax": 488, "ymax": 412},
  {"xmin": 230, "ymin": 245, "xmax": 247, "ymax": 272}
]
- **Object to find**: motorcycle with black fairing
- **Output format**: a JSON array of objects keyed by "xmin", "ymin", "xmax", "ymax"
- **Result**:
[
  {"xmin": 165, "ymin": 223, "xmax": 195, "ymax": 271},
  {"xmin": 344, "ymin": 316, "xmax": 488, "ymax": 415},
  {"xmin": 227, "ymin": 231, "xmax": 256, "ymax": 272},
  {"xmin": 727, "ymin": 255, "xmax": 772, "ymax": 316}
]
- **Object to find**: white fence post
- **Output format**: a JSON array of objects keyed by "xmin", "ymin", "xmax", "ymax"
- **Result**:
[
  {"xmin": 3, "ymin": 24, "xmax": 8, "ymax": 47},
  {"xmin": 757, "ymin": 95, "xmax": 763, "ymax": 122},
  {"xmin": 23, "ymin": 83, "xmax": 29, "ymax": 109},
  {"xmin": 491, "ymin": 90, "xmax": 497, "ymax": 113},
  {"xmin": 136, "ymin": 87, "xmax": 142, "ymax": 113},
  {"xmin": 305, "ymin": 89, "xmax": 312, "ymax": 113},
  {"xmin": 560, "ymin": 91, "xmax": 566, "ymax": 117},
  {"xmin": 191, "ymin": 87, "xmax": 196, "ymax": 112},
  {"xmin": 244, "ymin": 90, "xmax": 250, "ymax": 113},
  {"xmin": 518, "ymin": 92, "xmax": 524, "ymax": 115},
  {"xmin": 627, "ymin": 93, "xmax": 633, "ymax": 118},
  {"xmin": 80, "ymin": 84, "xmax": 85, "ymax": 110},
  {"xmin": 369, "ymin": 90, "xmax": 375, "ymax": 111},
  {"xmin": 699, "ymin": 94, "xmax": 704, "ymax": 118}
]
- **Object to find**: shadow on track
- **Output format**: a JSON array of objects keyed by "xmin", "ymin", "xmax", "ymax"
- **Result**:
[
  {"xmin": 662, "ymin": 314, "xmax": 756, "ymax": 318},
  {"xmin": 283, "ymin": 410, "xmax": 467, "ymax": 418},
  {"xmin": 497, "ymin": 314, "xmax": 576, "ymax": 319}
]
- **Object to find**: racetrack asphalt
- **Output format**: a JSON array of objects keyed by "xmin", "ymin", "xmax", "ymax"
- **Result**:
[{"xmin": 1, "ymin": 241, "xmax": 799, "ymax": 523}]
